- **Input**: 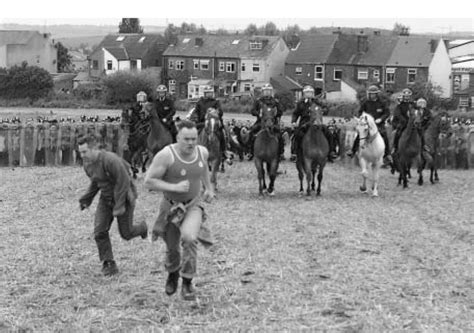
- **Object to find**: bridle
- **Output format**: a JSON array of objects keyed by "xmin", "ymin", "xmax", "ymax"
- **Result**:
[{"xmin": 358, "ymin": 116, "xmax": 379, "ymax": 145}]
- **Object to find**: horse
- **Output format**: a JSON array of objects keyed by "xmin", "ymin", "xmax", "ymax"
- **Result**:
[
  {"xmin": 296, "ymin": 104, "xmax": 329, "ymax": 196},
  {"xmin": 123, "ymin": 102, "xmax": 173, "ymax": 178},
  {"xmin": 417, "ymin": 112, "xmax": 452, "ymax": 185},
  {"xmin": 198, "ymin": 108, "xmax": 223, "ymax": 191},
  {"xmin": 354, "ymin": 112, "xmax": 385, "ymax": 196},
  {"xmin": 253, "ymin": 105, "xmax": 280, "ymax": 196},
  {"xmin": 396, "ymin": 107, "xmax": 422, "ymax": 188}
]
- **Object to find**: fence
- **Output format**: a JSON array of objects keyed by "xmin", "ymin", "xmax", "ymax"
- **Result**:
[{"xmin": 0, "ymin": 122, "xmax": 473, "ymax": 169}]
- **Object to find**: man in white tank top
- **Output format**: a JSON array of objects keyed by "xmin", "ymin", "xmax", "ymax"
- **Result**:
[{"xmin": 144, "ymin": 119, "xmax": 215, "ymax": 301}]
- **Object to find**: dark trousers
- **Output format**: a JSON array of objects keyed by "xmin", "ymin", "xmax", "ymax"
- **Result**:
[{"xmin": 94, "ymin": 196, "xmax": 146, "ymax": 262}]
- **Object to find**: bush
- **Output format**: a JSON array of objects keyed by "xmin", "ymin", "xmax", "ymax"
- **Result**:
[
  {"xmin": 74, "ymin": 83, "xmax": 104, "ymax": 100},
  {"xmin": 325, "ymin": 101, "xmax": 359, "ymax": 118},
  {"xmin": 0, "ymin": 62, "xmax": 53, "ymax": 99},
  {"xmin": 101, "ymin": 69, "xmax": 161, "ymax": 106}
]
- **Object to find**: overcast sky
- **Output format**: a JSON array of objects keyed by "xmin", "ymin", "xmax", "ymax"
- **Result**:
[{"xmin": 1, "ymin": 0, "xmax": 473, "ymax": 34}]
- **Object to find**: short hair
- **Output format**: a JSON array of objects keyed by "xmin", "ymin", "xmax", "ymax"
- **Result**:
[
  {"xmin": 77, "ymin": 133, "xmax": 100, "ymax": 147},
  {"xmin": 176, "ymin": 119, "xmax": 197, "ymax": 132}
]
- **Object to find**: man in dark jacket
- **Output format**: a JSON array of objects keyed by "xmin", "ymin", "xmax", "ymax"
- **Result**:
[
  {"xmin": 78, "ymin": 134, "xmax": 148, "ymax": 276},
  {"xmin": 188, "ymin": 85, "xmax": 231, "ymax": 164},
  {"xmin": 290, "ymin": 85, "xmax": 336, "ymax": 162},
  {"xmin": 347, "ymin": 85, "xmax": 392, "ymax": 166},
  {"xmin": 391, "ymin": 88, "xmax": 415, "ymax": 155},
  {"xmin": 154, "ymin": 85, "xmax": 177, "ymax": 142},
  {"xmin": 248, "ymin": 83, "xmax": 285, "ymax": 160}
]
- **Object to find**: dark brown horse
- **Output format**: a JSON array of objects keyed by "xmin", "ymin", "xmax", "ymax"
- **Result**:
[
  {"xmin": 296, "ymin": 104, "xmax": 329, "ymax": 196},
  {"xmin": 418, "ymin": 112, "xmax": 452, "ymax": 185},
  {"xmin": 254, "ymin": 105, "xmax": 280, "ymax": 196},
  {"xmin": 198, "ymin": 108, "xmax": 222, "ymax": 191},
  {"xmin": 397, "ymin": 107, "xmax": 422, "ymax": 188}
]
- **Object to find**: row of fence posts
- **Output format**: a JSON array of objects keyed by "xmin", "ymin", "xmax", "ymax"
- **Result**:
[{"xmin": 0, "ymin": 122, "xmax": 473, "ymax": 169}]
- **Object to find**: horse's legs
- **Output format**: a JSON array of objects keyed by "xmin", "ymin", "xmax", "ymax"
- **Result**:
[
  {"xmin": 316, "ymin": 165, "xmax": 324, "ymax": 196},
  {"xmin": 267, "ymin": 159, "xmax": 278, "ymax": 196},
  {"xmin": 359, "ymin": 158, "xmax": 368, "ymax": 193},
  {"xmin": 296, "ymin": 160, "xmax": 304, "ymax": 193},
  {"xmin": 372, "ymin": 163, "xmax": 380, "ymax": 197},
  {"xmin": 304, "ymin": 158, "xmax": 312, "ymax": 196},
  {"xmin": 210, "ymin": 160, "xmax": 219, "ymax": 192},
  {"xmin": 254, "ymin": 158, "xmax": 265, "ymax": 195}
]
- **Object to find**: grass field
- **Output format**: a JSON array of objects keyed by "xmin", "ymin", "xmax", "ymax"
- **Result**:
[{"xmin": 1, "ymin": 158, "xmax": 473, "ymax": 331}]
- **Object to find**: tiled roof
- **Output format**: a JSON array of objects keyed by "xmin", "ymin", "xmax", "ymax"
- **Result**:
[
  {"xmin": 270, "ymin": 75, "xmax": 302, "ymax": 91},
  {"xmin": 91, "ymin": 33, "xmax": 166, "ymax": 60},
  {"xmin": 352, "ymin": 36, "xmax": 399, "ymax": 66},
  {"xmin": 286, "ymin": 34, "xmax": 338, "ymax": 64},
  {"xmin": 386, "ymin": 36, "xmax": 436, "ymax": 67},
  {"xmin": 105, "ymin": 47, "xmax": 129, "ymax": 60},
  {"xmin": 0, "ymin": 30, "xmax": 43, "ymax": 46},
  {"xmin": 163, "ymin": 35, "xmax": 281, "ymax": 58}
]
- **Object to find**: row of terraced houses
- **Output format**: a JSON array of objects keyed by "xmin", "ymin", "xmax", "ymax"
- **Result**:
[{"xmin": 1, "ymin": 29, "xmax": 473, "ymax": 109}]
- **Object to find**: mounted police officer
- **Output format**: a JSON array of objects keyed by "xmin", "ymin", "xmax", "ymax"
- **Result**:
[
  {"xmin": 290, "ymin": 85, "xmax": 336, "ymax": 162},
  {"xmin": 347, "ymin": 85, "xmax": 392, "ymax": 166},
  {"xmin": 188, "ymin": 85, "xmax": 231, "ymax": 164},
  {"xmin": 391, "ymin": 88, "xmax": 416, "ymax": 155},
  {"xmin": 153, "ymin": 85, "xmax": 177, "ymax": 142},
  {"xmin": 248, "ymin": 83, "xmax": 285, "ymax": 161}
]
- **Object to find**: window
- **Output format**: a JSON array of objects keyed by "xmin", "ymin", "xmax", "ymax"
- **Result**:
[
  {"xmin": 250, "ymin": 41, "xmax": 263, "ymax": 50},
  {"xmin": 168, "ymin": 80, "xmax": 176, "ymax": 94},
  {"xmin": 193, "ymin": 59, "xmax": 199, "ymax": 70},
  {"xmin": 358, "ymin": 69, "xmax": 368, "ymax": 80},
  {"xmin": 107, "ymin": 60, "xmax": 112, "ymax": 70},
  {"xmin": 386, "ymin": 68, "xmax": 395, "ymax": 83},
  {"xmin": 295, "ymin": 66, "xmax": 302, "ymax": 75},
  {"xmin": 200, "ymin": 59, "xmax": 210, "ymax": 70},
  {"xmin": 459, "ymin": 97, "xmax": 469, "ymax": 107},
  {"xmin": 373, "ymin": 69, "xmax": 380, "ymax": 81},
  {"xmin": 116, "ymin": 36, "xmax": 125, "ymax": 41},
  {"xmin": 333, "ymin": 69, "xmax": 342, "ymax": 81},
  {"xmin": 241, "ymin": 63, "xmax": 246, "ymax": 72},
  {"xmin": 92, "ymin": 60, "xmax": 99, "ymax": 70},
  {"xmin": 219, "ymin": 62, "xmax": 225, "ymax": 71},
  {"xmin": 314, "ymin": 66, "xmax": 323, "ymax": 81},
  {"xmin": 175, "ymin": 60, "xmax": 184, "ymax": 70},
  {"xmin": 226, "ymin": 62, "xmax": 236, "ymax": 73},
  {"xmin": 407, "ymin": 68, "xmax": 417, "ymax": 83},
  {"xmin": 244, "ymin": 84, "xmax": 251, "ymax": 91},
  {"xmin": 461, "ymin": 74, "xmax": 470, "ymax": 90},
  {"xmin": 168, "ymin": 59, "xmax": 174, "ymax": 69},
  {"xmin": 252, "ymin": 63, "xmax": 260, "ymax": 72}
]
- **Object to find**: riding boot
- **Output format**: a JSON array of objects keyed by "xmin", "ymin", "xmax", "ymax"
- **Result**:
[
  {"xmin": 290, "ymin": 135, "xmax": 297, "ymax": 162},
  {"xmin": 322, "ymin": 126, "xmax": 335, "ymax": 162},
  {"xmin": 279, "ymin": 134, "xmax": 285, "ymax": 161},
  {"xmin": 248, "ymin": 135, "xmax": 255, "ymax": 161}
]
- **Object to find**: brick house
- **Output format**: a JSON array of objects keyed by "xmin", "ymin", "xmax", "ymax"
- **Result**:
[
  {"xmin": 449, "ymin": 40, "xmax": 474, "ymax": 109},
  {"xmin": 0, "ymin": 30, "xmax": 57, "ymax": 73},
  {"xmin": 88, "ymin": 33, "xmax": 166, "ymax": 78},
  {"xmin": 162, "ymin": 35, "xmax": 289, "ymax": 99}
]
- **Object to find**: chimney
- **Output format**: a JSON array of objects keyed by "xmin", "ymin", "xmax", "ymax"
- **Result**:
[
  {"xmin": 399, "ymin": 27, "xmax": 410, "ymax": 36},
  {"xmin": 289, "ymin": 33, "xmax": 300, "ymax": 49},
  {"xmin": 332, "ymin": 27, "xmax": 342, "ymax": 35},
  {"xmin": 357, "ymin": 34, "xmax": 368, "ymax": 53},
  {"xmin": 195, "ymin": 37, "xmax": 204, "ymax": 47},
  {"xmin": 373, "ymin": 30, "xmax": 381, "ymax": 36}
]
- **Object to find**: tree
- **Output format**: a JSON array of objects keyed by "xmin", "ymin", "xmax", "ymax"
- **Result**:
[
  {"xmin": 392, "ymin": 22, "xmax": 410, "ymax": 36},
  {"xmin": 244, "ymin": 23, "xmax": 258, "ymax": 36},
  {"xmin": 263, "ymin": 21, "xmax": 279, "ymax": 36},
  {"xmin": 215, "ymin": 28, "xmax": 229, "ymax": 35},
  {"xmin": 56, "ymin": 42, "xmax": 72, "ymax": 73},
  {"xmin": 0, "ymin": 62, "xmax": 53, "ymax": 99},
  {"xmin": 164, "ymin": 23, "xmax": 179, "ymax": 45},
  {"xmin": 197, "ymin": 24, "xmax": 207, "ymax": 34},
  {"xmin": 118, "ymin": 18, "xmax": 143, "ymax": 34},
  {"xmin": 282, "ymin": 24, "xmax": 301, "ymax": 48}
]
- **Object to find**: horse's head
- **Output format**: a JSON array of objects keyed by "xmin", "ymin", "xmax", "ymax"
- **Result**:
[
  {"xmin": 204, "ymin": 107, "xmax": 221, "ymax": 135},
  {"xmin": 356, "ymin": 113, "xmax": 377, "ymax": 148},
  {"xmin": 408, "ymin": 106, "xmax": 422, "ymax": 129},
  {"xmin": 438, "ymin": 112, "xmax": 453, "ymax": 138},
  {"xmin": 261, "ymin": 105, "xmax": 277, "ymax": 128},
  {"xmin": 308, "ymin": 103, "xmax": 324, "ymax": 126}
]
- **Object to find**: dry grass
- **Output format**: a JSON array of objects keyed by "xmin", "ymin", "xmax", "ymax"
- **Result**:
[{"xmin": 1, "ymin": 159, "xmax": 473, "ymax": 332}]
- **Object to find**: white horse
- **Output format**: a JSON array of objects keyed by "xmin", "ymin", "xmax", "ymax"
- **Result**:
[{"xmin": 355, "ymin": 112, "xmax": 385, "ymax": 196}]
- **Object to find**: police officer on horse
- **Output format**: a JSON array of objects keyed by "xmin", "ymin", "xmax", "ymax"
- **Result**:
[
  {"xmin": 290, "ymin": 85, "xmax": 336, "ymax": 162},
  {"xmin": 188, "ymin": 85, "xmax": 231, "ymax": 164},
  {"xmin": 347, "ymin": 85, "xmax": 392, "ymax": 167},
  {"xmin": 248, "ymin": 83, "xmax": 285, "ymax": 161},
  {"xmin": 153, "ymin": 85, "xmax": 177, "ymax": 142},
  {"xmin": 391, "ymin": 88, "xmax": 416, "ymax": 155}
]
